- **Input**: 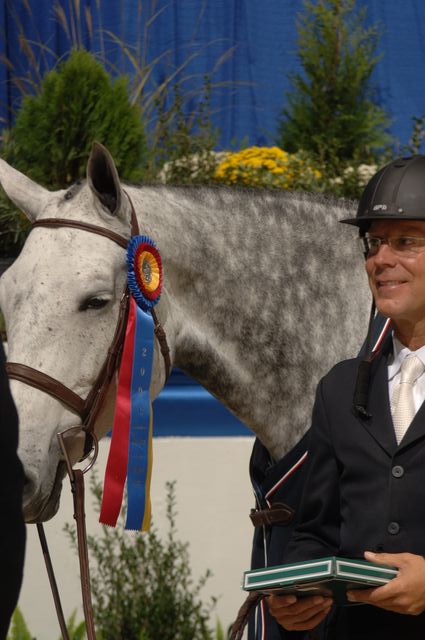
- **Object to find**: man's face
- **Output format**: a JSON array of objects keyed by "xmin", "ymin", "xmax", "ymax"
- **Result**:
[{"xmin": 365, "ymin": 220, "xmax": 425, "ymax": 326}]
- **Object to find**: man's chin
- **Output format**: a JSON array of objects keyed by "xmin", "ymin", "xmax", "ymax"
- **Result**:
[{"xmin": 374, "ymin": 296, "xmax": 405, "ymax": 319}]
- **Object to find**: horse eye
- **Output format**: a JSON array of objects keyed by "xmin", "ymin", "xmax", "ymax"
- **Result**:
[{"xmin": 79, "ymin": 297, "xmax": 110, "ymax": 311}]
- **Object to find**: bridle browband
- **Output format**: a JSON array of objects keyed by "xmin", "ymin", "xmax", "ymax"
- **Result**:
[
  {"xmin": 5, "ymin": 198, "xmax": 171, "ymax": 640},
  {"xmin": 6, "ymin": 201, "xmax": 171, "ymax": 450}
]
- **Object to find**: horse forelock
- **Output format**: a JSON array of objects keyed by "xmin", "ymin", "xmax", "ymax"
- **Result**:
[{"xmin": 63, "ymin": 180, "xmax": 84, "ymax": 200}]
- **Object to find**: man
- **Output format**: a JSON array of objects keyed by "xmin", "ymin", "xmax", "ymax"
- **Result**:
[
  {"xmin": 0, "ymin": 341, "xmax": 26, "ymax": 639},
  {"xmin": 268, "ymin": 155, "xmax": 425, "ymax": 639}
]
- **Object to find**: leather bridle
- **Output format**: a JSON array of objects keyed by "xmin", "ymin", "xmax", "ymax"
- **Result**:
[
  {"xmin": 6, "ymin": 204, "xmax": 171, "ymax": 448},
  {"xmin": 5, "ymin": 198, "xmax": 171, "ymax": 639}
]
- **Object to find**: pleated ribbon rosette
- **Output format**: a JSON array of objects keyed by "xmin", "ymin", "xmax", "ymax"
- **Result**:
[{"xmin": 99, "ymin": 235, "xmax": 162, "ymax": 531}]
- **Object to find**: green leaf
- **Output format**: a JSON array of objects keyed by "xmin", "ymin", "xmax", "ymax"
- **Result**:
[{"xmin": 6, "ymin": 607, "xmax": 34, "ymax": 640}]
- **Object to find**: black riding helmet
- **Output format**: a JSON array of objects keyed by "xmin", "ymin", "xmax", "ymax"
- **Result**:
[{"xmin": 341, "ymin": 154, "xmax": 425, "ymax": 231}]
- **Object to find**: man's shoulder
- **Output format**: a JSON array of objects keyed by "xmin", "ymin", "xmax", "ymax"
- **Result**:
[
  {"xmin": 319, "ymin": 349, "xmax": 387, "ymax": 398},
  {"xmin": 320, "ymin": 355, "xmax": 370, "ymax": 396},
  {"xmin": 325, "ymin": 355, "xmax": 363, "ymax": 379}
]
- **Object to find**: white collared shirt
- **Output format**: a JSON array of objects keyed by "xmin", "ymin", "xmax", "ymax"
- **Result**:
[{"xmin": 388, "ymin": 335, "xmax": 425, "ymax": 413}]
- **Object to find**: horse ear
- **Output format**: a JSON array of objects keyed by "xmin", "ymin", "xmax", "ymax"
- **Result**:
[
  {"xmin": 87, "ymin": 142, "xmax": 127, "ymax": 219},
  {"xmin": 0, "ymin": 158, "xmax": 50, "ymax": 222}
]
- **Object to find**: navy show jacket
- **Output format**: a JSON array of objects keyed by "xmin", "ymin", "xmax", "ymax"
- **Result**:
[
  {"xmin": 287, "ymin": 345, "xmax": 425, "ymax": 560},
  {"xmin": 283, "ymin": 343, "xmax": 425, "ymax": 639}
]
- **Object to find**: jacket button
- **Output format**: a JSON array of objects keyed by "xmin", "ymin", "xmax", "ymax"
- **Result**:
[
  {"xmin": 388, "ymin": 522, "xmax": 400, "ymax": 535},
  {"xmin": 392, "ymin": 465, "xmax": 404, "ymax": 478}
]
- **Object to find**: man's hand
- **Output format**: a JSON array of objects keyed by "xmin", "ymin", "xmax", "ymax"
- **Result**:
[
  {"xmin": 347, "ymin": 551, "xmax": 425, "ymax": 615},
  {"xmin": 267, "ymin": 593, "xmax": 333, "ymax": 631}
]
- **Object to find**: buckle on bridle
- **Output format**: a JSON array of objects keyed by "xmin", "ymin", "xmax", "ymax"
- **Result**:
[{"xmin": 57, "ymin": 426, "xmax": 99, "ymax": 480}]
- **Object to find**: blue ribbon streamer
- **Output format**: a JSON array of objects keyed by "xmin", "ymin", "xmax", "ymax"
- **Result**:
[{"xmin": 125, "ymin": 304, "xmax": 155, "ymax": 530}]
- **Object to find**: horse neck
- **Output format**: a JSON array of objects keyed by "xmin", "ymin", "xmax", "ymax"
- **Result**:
[
  {"xmin": 128, "ymin": 186, "xmax": 366, "ymax": 459},
  {"xmin": 129, "ymin": 186, "xmax": 298, "ymax": 447}
]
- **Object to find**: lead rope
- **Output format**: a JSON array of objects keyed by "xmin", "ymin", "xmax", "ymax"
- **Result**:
[
  {"xmin": 72, "ymin": 469, "xmax": 96, "ymax": 640},
  {"xmin": 36, "ymin": 462, "xmax": 97, "ymax": 640},
  {"xmin": 229, "ymin": 592, "xmax": 263, "ymax": 640},
  {"xmin": 36, "ymin": 468, "xmax": 97, "ymax": 640},
  {"xmin": 36, "ymin": 523, "xmax": 70, "ymax": 640},
  {"xmin": 37, "ymin": 428, "xmax": 101, "ymax": 640}
]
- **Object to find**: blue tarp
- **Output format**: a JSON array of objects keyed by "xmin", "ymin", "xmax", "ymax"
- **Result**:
[
  {"xmin": 154, "ymin": 369, "xmax": 251, "ymax": 437},
  {"xmin": 0, "ymin": 0, "xmax": 424, "ymax": 150}
]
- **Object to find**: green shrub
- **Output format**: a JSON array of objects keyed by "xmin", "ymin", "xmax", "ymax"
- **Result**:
[
  {"xmin": 6, "ymin": 608, "xmax": 33, "ymax": 640},
  {"xmin": 2, "ymin": 48, "xmax": 147, "ymax": 188},
  {"xmin": 0, "ymin": 48, "xmax": 147, "ymax": 256},
  {"xmin": 277, "ymin": 0, "xmax": 391, "ymax": 177},
  {"xmin": 64, "ymin": 476, "xmax": 217, "ymax": 640}
]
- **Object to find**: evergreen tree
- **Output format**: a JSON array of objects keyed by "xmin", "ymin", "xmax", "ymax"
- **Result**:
[
  {"xmin": 0, "ymin": 48, "xmax": 147, "ymax": 256},
  {"xmin": 277, "ymin": 0, "xmax": 391, "ymax": 171},
  {"xmin": 3, "ymin": 48, "xmax": 147, "ymax": 188}
]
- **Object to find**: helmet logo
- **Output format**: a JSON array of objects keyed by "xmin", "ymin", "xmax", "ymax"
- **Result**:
[{"xmin": 372, "ymin": 204, "xmax": 388, "ymax": 211}]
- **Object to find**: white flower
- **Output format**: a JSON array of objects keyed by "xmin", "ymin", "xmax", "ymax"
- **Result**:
[
  {"xmin": 157, "ymin": 151, "xmax": 227, "ymax": 183},
  {"xmin": 357, "ymin": 164, "xmax": 377, "ymax": 183}
]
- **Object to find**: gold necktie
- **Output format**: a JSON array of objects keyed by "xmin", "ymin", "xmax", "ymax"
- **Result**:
[{"xmin": 391, "ymin": 355, "xmax": 424, "ymax": 444}]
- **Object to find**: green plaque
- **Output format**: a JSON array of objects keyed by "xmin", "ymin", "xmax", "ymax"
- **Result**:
[{"xmin": 242, "ymin": 557, "xmax": 398, "ymax": 605}]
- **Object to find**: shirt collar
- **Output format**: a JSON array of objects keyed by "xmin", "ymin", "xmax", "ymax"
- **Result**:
[{"xmin": 388, "ymin": 334, "xmax": 425, "ymax": 381}]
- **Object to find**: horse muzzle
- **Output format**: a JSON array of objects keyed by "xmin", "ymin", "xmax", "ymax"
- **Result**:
[{"xmin": 22, "ymin": 461, "xmax": 66, "ymax": 523}]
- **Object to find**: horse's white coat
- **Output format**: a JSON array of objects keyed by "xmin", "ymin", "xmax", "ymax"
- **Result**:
[{"xmin": 0, "ymin": 143, "xmax": 371, "ymax": 522}]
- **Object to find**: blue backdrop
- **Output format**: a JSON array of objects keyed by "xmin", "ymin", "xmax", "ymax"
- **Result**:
[{"xmin": 0, "ymin": 0, "xmax": 424, "ymax": 151}]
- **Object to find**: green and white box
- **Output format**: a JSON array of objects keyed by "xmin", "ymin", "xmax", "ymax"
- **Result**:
[{"xmin": 243, "ymin": 557, "xmax": 398, "ymax": 605}]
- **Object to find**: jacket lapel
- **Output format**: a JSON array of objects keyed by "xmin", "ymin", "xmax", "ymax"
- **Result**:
[
  {"xmin": 354, "ymin": 328, "xmax": 425, "ymax": 453},
  {"xmin": 362, "ymin": 352, "xmax": 398, "ymax": 455}
]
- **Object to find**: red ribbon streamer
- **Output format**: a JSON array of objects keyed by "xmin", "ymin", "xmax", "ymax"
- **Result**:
[{"xmin": 99, "ymin": 297, "xmax": 137, "ymax": 526}]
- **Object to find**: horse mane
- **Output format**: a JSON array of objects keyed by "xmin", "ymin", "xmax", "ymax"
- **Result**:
[
  {"xmin": 139, "ymin": 183, "xmax": 355, "ymax": 208},
  {"xmin": 124, "ymin": 182, "xmax": 358, "ymax": 225},
  {"xmin": 63, "ymin": 176, "xmax": 356, "ymax": 223}
]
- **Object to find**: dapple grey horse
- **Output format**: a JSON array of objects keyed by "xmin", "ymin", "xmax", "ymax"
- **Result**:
[{"xmin": 0, "ymin": 143, "xmax": 371, "ymax": 523}]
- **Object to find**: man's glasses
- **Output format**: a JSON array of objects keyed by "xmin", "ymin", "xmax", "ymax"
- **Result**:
[{"xmin": 360, "ymin": 235, "xmax": 425, "ymax": 257}]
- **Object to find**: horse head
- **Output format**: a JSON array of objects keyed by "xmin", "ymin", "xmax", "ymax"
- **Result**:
[{"xmin": 0, "ymin": 143, "xmax": 170, "ymax": 522}]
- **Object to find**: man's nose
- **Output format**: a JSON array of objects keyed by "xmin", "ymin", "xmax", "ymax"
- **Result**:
[{"xmin": 371, "ymin": 241, "xmax": 398, "ymax": 265}]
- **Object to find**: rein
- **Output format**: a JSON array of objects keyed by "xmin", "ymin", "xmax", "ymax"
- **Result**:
[{"xmin": 6, "ymin": 199, "xmax": 171, "ymax": 639}]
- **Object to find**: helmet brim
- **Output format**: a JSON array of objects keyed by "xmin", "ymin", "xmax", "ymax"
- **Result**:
[{"xmin": 340, "ymin": 213, "xmax": 425, "ymax": 227}]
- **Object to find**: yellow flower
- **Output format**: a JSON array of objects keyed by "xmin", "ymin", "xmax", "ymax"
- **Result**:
[{"xmin": 213, "ymin": 146, "xmax": 322, "ymax": 190}]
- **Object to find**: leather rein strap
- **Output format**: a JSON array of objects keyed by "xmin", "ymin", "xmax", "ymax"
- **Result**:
[{"xmin": 6, "ymin": 201, "xmax": 171, "ymax": 640}]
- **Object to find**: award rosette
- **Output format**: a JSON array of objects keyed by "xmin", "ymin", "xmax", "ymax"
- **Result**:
[{"xmin": 100, "ymin": 236, "xmax": 162, "ymax": 531}]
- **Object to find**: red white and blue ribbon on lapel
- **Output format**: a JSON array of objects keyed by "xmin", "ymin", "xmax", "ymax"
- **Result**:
[{"xmin": 99, "ymin": 235, "xmax": 162, "ymax": 531}]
